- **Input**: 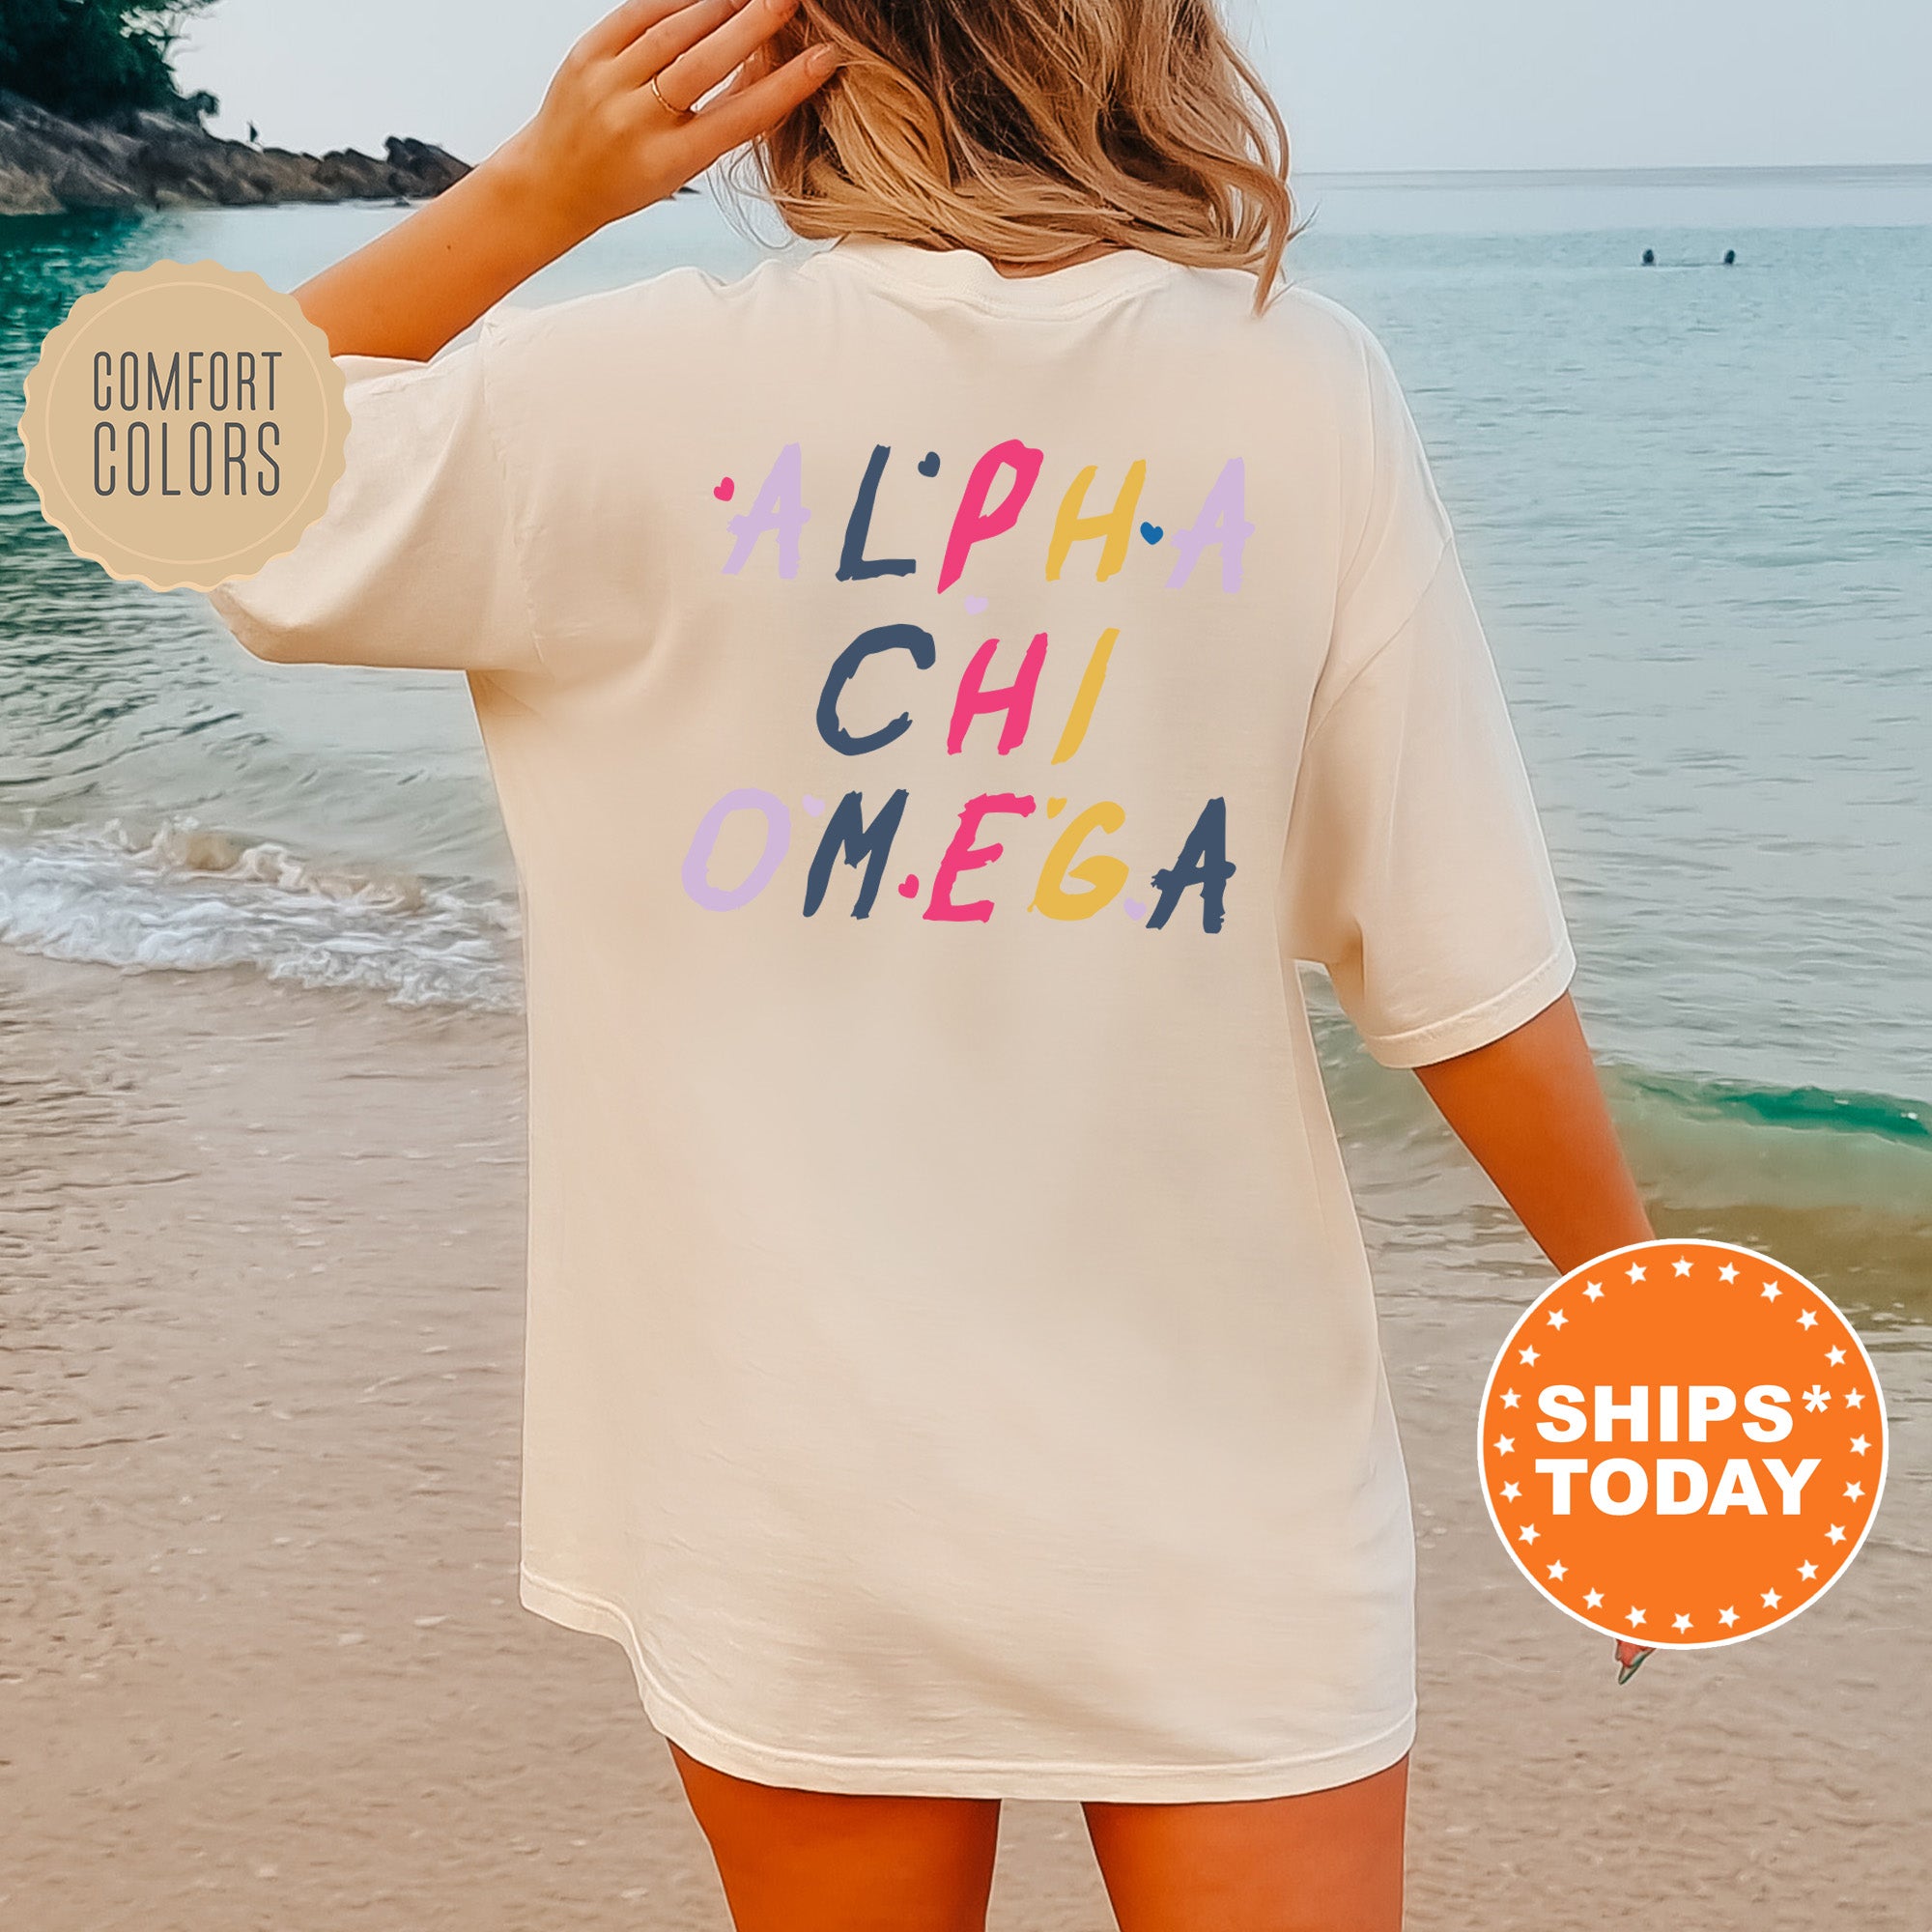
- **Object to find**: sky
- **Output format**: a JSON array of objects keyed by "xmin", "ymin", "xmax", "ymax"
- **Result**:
[{"xmin": 176, "ymin": 0, "xmax": 1932, "ymax": 177}]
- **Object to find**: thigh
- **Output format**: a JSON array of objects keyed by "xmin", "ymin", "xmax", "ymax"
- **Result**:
[
  {"xmin": 1083, "ymin": 1755, "xmax": 1409, "ymax": 1932},
  {"xmin": 668, "ymin": 1739, "xmax": 1004, "ymax": 1932}
]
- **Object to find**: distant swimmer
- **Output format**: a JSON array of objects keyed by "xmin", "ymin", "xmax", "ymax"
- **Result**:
[
  {"xmin": 1641, "ymin": 247, "xmax": 1656, "ymax": 266},
  {"xmin": 1723, "ymin": 247, "xmax": 1737, "ymax": 266}
]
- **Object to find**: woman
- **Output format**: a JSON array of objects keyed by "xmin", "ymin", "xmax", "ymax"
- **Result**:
[{"xmin": 209, "ymin": 0, "xmax": 1653, "ymax": 1924}]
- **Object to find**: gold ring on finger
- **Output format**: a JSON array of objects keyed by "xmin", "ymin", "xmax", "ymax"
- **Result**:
[{"xmin": 649, "ymin": 71, "xmax": 694, "ymax": 120}]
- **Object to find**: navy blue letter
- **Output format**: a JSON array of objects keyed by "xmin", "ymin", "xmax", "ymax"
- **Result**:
[
  {"xmin": 837, "ymin": 445, "xmax": 918, "ymax": 582},
  {"xmin": 1146, "ymin": 798, "xmax": 1235, "ymax": 933},
  {"xmin": 816, "ymin": 623, "xmax": 936, "ymax": 756},
  {"xmin": 804, "ymin": 789, "xmax": 909, "ymax": 919}
]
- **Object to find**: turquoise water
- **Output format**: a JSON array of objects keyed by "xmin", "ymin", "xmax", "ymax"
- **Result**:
[{"xmin": 3, "ymin": 171, "xmax": 1928, "ymax": 1305}]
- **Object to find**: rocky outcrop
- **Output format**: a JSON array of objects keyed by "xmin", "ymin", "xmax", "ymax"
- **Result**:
[{"xmin": 0, "ymin": 90, "xmax": 469, "ymax": 215}]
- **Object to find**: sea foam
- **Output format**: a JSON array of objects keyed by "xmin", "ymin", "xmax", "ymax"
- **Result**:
[{"xmin": 0, "ymin": 814, "xmax": 519, "ymax": 1010}]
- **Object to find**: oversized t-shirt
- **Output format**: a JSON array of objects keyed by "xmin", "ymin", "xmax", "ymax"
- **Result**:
[{"xmin": 208, "ymin": 236, "xmax": 1575, "ymax": 1803}]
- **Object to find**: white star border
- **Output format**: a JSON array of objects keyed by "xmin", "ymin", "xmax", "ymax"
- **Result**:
[{"xmin": 1474, "ymin": 1237, "xmax": 1891, "ymax": 1650}]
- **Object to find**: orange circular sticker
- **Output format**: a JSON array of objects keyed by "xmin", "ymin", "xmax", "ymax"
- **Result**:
[
  {"xmin": 18, "ymin": 258, "xmax": 347, "ymax": 591},
  {"xmin": 1479, "ymin": 1238, "xmax": 1887, "ymax": 1647}
]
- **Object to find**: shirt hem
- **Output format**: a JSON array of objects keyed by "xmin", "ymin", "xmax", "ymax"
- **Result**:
[
  {"xmin": 1358, "ymin": 936, "xmax": 1578, "ymax": 1070},
  {"xmin": 519, "ymin": 1565, "xmax": 1416, "ymax": 1803}
]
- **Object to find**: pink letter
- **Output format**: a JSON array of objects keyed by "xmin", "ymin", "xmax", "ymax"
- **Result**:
[
  {"xmin": 947, "ymin": 632, "xmax": 1048, "ymax": 754},
  {"xmin": 923, "ymin": 793, "xmax": 1037, "ymax": 923},
  {"xmin": 936, "ymin": 440, "xmax": 1043, "ymax": 592}
]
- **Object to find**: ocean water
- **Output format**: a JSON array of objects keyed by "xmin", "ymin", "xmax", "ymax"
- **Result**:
[{"xmin": 3, "ymin": 170, "xmax": 1929, "ymax": 1312}]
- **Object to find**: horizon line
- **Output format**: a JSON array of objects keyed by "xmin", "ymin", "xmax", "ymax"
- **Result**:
[{"xmin": 1296, "ymin": 161, "xmax": 1932, "ymax": 187}]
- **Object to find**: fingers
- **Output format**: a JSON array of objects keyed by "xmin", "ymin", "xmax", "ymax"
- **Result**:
[
  {"xmin": 573, "ymin": 0, "xmax": 697, "ymax": 64},
  {"xmin": 620, "ymin": 0, "xmax": 804, "ymax": 114},
  {"xmin": 682, "ymin": 41, "xmax": 838, "ymax": 159},
  {"xmin": 611, "ymin": 0, "xmax": 745, "ymax": 113}
]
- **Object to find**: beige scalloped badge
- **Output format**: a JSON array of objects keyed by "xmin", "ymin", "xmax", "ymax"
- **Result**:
[{"xmin": 18, "ymin": 258, "xmax": 347, "ymax": 591}]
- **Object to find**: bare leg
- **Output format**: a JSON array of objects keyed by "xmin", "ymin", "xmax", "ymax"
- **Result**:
[
  {"xmin": 668, "ymin": 1739, "xmax": 1004, "ymax": 1932},
  {"xmin": 1083, "ymin": 1755, "xmax": 1409, "ymax": 1932}
]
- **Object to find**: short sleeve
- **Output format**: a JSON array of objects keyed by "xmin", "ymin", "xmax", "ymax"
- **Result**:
[
  {"xmin": 1281, "ymin": 328, "xmax": 1574, "ymax": 1069},
  {"xmin": 205, "ymin": 321, "xmax": 543, "ymax": 676}
]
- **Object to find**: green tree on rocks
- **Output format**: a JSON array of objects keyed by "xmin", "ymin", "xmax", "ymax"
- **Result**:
[{"xmin": 0, "ymin": 0, "xmax": 220, "ymax": 123}]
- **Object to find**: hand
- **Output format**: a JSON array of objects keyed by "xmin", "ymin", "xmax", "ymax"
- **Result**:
[
  {"xmin": 291, "ymin": 0, "xmax": 838, "ymax": 360},
  {"xmin": 489, "ymin": 0, "xmax": 839, "ymax": 247}
]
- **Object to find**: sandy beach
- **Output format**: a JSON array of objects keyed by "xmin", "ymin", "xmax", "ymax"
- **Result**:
[{"xmin": 3, "ymin": 942, "xmax": 1926, "ymax": 1930}]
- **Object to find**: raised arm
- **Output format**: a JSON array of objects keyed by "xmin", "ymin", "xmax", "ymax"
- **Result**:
[
  {"xmin": 293, "ymin": 0, "xmax": 838, "ymax": 359},
  {"xmin": 1413, "ymin": 991, "xmax": 1653, "ymax": 1275}
]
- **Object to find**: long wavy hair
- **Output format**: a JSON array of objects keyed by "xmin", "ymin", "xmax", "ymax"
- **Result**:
[{"xmin": 735, "ymin": 0, "xmax": 1296, "ymax": 314}]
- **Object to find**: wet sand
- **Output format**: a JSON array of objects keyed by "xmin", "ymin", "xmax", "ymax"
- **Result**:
[{"xmin": 2, "ymin": 945, "xmax": 1926, "ymax": 1930}]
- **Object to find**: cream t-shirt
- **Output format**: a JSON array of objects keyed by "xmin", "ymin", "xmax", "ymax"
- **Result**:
[{"xmin": 209, "ymin": 235, "xmax": 1575, "ymax": 1803}]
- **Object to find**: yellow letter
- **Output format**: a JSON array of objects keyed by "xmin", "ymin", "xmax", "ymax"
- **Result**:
[
  {"xmin": 1050, "ymin": 627, "xmax": 1118, "ymax": 765},
  {"xmin": 1045, "ymin": 462, "xmax": 1146, "ymax": 582},
  {"xmin": 1032, "ymin": 802, "xmax": 1128, "ymax": 920}
]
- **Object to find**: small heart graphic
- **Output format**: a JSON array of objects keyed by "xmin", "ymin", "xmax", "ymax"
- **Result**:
[
  {"xmin": 801, "ymin": 794, "xmax": 824, "ymax": 815},
  {"xmin": 918, "ymin": 451, "xmax": 941, "ymax": 476},
  {"xmin": 964, "ymin": 594, "xmax": 988, "ymax": 613},
  {"xmin": 1139, "ymin": 521, "xmax": 1163, "ymax": 544},
  {"xmin": 1123, "ymin": 897, "xmax": 1149, "ymax": 922},
  {"xmin": 897, "ymin": 873, "xmax": 921, "ymax": 898},
  {"xmin": 714, "ymin": 477, "xmax": 735, "ymax": 500}
]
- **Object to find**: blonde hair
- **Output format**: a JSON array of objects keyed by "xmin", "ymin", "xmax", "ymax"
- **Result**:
[{"xmin": 736, "ymin": 0, "xmax": 1296, "ymax": 314}]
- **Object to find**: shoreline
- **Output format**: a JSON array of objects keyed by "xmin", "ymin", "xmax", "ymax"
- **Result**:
[
  {"xmin": 0, "ymin": 88, "xmax": 468, "ymax": 217},
  {"xmin": 1, "ymin": 942, "xmax": 1926, "ymax": 1928}
]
